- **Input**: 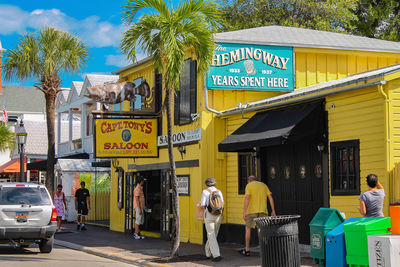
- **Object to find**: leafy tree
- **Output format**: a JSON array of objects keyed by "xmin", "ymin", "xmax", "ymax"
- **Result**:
[
  {"xmin": 0, "ymin": 124, "xmax": 15, "ymax": 151},
  {"xmin": 221, "ymin": 0, "xmax": 357, "ymax": 32},
  {"xmin": 352, "ymin": 0, "xmax": 400, "ymax": 41},
  {"xmin": 121, "ymin": 0, "xmax": 221, "ymax": 257},
  {"xmin": 4, "ymin": 27, "xmax": 88, "ymax": 191}
]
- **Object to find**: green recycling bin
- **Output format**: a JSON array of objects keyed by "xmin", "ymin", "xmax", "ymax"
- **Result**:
[
  {"xmin": 343, "ymin": 217, "xmax": 391, "ymax": 267},
  {"xmin": 309, "ymin": 208, "xmax": 345, "ymax": 267}
]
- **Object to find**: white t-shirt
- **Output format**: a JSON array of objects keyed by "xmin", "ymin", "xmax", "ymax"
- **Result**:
[{"xmin": 200, "ymin": 186, "xmax": 224, "ymax": 207}]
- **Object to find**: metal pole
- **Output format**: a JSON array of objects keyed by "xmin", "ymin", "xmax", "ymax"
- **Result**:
[{"xmin": 20, "ymin": 144, "xmax": 24, "ymax": 182}]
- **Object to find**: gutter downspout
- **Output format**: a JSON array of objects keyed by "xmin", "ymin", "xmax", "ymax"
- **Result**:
[
  {"xmin": 204, "ymin": 73, "xmax": 222, "ymax": 115},
  {"xmin": 378, "ymin": 82, "xmax": 392, "ymax": 202}
]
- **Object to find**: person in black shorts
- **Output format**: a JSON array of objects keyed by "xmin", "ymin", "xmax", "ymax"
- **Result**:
[{"xmin": 75, "ymin": 181, "xmax": 90, "ymax": 231}]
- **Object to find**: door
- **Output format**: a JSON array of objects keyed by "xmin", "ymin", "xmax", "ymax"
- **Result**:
[
  {"xmin": 160, "ymin": 170, "xmax": 172, "ymax": 240},
  {"xmin": 125, "ymin": 172, "xmax": 135, "ymax": 233},
  {"xmin": 262, "ymin": 142, "xmax": 324, "ymax": 244}
]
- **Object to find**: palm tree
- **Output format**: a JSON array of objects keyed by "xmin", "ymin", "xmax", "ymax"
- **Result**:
[
  {"xmin": 0, "ymin": 124, "xmax": 15, "ymax": 151},
  {"xmin": 121, "ymin": 0, "xmax": 221, "ymax": 257},
  {"xmin": 4, "ymin": 27, "xmax": 88, "ymax": 192}
]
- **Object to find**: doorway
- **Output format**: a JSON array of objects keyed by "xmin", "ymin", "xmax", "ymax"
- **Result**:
[{"xmin": 261, "ymin": 141, "xmax": 324, "ymax": 244}]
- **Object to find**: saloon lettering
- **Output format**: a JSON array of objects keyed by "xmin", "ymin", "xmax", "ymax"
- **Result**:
[{"xmin": 101, "ymin": 120, "xmax": 153, "ymax": 134}]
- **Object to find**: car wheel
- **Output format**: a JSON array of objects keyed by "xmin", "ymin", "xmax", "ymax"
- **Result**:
[{"xmin": 39, "ymin": 236, "xmax": 54, "ymax": 253}]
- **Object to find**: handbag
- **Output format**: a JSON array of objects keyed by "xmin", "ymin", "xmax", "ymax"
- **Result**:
[{"xmin": 195, "ymin": 202, "xmax": 204, "ymax": 221}]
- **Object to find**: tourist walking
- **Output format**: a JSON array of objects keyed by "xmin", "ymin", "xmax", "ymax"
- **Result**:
[
  {"xmin": 240, "ymin": 175, "xmax": 276, "ymax": 256},
  {"xmin": 75, "ymin": 181, "xmax": 90, "ymax": 231},
  {"xmin": 200, "ymin": 177, "xmax": 224, "ymax": 262},
  {"xmin": 53, "ymin": 184, "xmax": 67, "ymax": 232},
  {"xmin": 133, "ymin": 176, "xmax": 146, "ymax": 240}
]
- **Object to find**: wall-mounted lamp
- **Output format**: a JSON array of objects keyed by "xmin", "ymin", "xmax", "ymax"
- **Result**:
[
  {"xmin": 111, "ymin": 158, "xmax": 120, "ymax": 172},
  {"xmin": 317, "ymin": 143, "xmax": 325, "ymax": 153},
  {"xmin": 178, "ymin": 145, "xmax": 186, "ymax": 160}
]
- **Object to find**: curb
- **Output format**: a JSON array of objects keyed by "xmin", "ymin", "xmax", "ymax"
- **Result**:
[{"xmin": 54, "ymin": 239, "xmax": 170, "ymax": 267}]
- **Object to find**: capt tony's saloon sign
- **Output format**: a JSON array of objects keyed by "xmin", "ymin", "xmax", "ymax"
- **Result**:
[
  {"xmin": 207, "ymin": 43, "xmax": 294, "ymax": 91},
  {"xmin": 94, "ymin": 118, "xmax": 158, "ymax": 158}
]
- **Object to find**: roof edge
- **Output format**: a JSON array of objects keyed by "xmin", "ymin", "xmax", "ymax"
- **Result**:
[
  {"xmin": 112, "ymin": 57, "xmax": 152, "ymax": 75},
  {"xmin": 214, "ymin": 39, "xmax": 400, "ymax": 54}
]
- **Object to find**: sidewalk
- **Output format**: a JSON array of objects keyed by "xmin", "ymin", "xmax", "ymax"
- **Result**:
[{"xmin": 54, "ymin": 223, "xmax": 317, "ymax": 267}]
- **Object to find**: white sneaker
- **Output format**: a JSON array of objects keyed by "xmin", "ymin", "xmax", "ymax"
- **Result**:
[
  {"xmin": 140, "ymin": 235, "xmax": 145, "ymax": 239},
  {"xmin": 133, "ymin": 233, "xmax": 141, "ymax": 240}
]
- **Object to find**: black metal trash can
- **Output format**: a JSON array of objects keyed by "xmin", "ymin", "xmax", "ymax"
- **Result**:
[{"xmin": 255, "ymin": 215, "xmax": 301, "ymax": 267}]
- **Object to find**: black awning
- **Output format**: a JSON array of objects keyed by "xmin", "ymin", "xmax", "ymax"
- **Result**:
[
  {"xmin": 27, "ymin": 153, "xmax": 90, "ymax": 171},
  {"xmin": 218, "ymin": 100, "xmax": 324, "ymax": 152},
  {"xmin": 92, "ymin": 160, "xmax": 111, "ymax": 168}
]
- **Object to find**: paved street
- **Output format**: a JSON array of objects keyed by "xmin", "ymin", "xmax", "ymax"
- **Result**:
[{"xmin": 0, "ymin": 245, "xmax": 138, "ymax": 267}]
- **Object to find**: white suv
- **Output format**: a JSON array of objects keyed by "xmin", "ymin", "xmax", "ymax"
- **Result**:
[{"xmin": 0, "ymin": 183, "xmax": 57, "ymax": 253}]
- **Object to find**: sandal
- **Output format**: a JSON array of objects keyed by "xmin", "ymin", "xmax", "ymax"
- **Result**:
[{"xmin": 238, "ymin": 249, "xmax": 250, "ymax": 256}]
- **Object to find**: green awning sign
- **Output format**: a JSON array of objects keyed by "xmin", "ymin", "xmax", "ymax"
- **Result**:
[{"xmin": 207, "ymin": 42, "xmax": 294, "ymax": 91}]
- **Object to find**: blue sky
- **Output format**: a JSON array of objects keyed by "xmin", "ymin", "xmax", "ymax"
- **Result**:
[{"xmin": 0, "ymin": 0, "xmax": 152, "ymax": 87}]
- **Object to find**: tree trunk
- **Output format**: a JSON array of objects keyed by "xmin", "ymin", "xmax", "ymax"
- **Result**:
[
  {"xmin": 166, "ymin": 87, "xmax": 180, "ymax": 258},
  {"xmin": 45, "ymin": 91, "xmax": 56, "ymax": 194}
]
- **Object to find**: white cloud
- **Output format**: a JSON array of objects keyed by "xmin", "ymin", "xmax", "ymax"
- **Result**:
[
  {"xmin": 105, "ymin": 54, "xmax": 131, "ymax": 68},
  {"xmin": 0, "ymin": 4, "xmax": 125, "ymax": 48},
  {"xmin": 105, "ymin": 51, "xmax": 149, "ymax": 68}
]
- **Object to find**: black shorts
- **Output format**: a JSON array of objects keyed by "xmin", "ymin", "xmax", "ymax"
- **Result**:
[{"xmin": 78, "ymin": 203, "xmax": 88, "ymax": 216}]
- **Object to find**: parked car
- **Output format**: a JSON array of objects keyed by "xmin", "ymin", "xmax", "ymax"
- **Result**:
[{"xmin": 0, "ymin": 183, "xmax": 57, "ymax": 253}]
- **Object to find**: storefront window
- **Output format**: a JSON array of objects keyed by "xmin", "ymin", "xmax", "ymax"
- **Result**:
[
  {"xmin": 238, "ymin": 153, "xmax": 257, "ymax": 194},
  {"xmin": 330, "ymin": 140, "xmax": 360, "ymax": 195},
  {"xmin": 174, "ymin": 59, "xmax": 197, "ymax": 125}
]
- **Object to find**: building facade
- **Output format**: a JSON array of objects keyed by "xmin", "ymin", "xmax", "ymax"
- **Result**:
[{"xmin": 106, "ymin": 26, "xmax": 400, "ymax": 245}]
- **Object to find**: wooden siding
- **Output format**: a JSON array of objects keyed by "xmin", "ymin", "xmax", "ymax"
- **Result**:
[{"xmin": 326, "ymin": 87, "xmax": 387, "ymax": 218}]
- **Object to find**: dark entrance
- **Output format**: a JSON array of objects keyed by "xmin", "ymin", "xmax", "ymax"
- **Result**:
[
  {"xmin": 261, "ymin": 141, "xmax": 324, "ymax": 244},
  {"xmin": 125, "ymin": 170, "xmax": 171, "ymax": 237},
  {"xmin": 139, "ymin": 170, "xmax": 162, "ymax": 233},
  {"xmin": 125, "ymin": 172, "xmax": 135, "ymax": 233}
]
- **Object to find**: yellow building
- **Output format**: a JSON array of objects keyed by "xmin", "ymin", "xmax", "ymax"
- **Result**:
[{"xmin": 105, "ymin": 26, "xmax": 400, "ymax": 245}]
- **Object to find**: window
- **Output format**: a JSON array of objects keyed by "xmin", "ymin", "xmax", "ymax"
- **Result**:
[
  {"xmin": 330, "ymin": 140, "xmax": 360, "ymax": 195},
  {"xmin": 174, "ymin": 59, "xmax": 197, "ymax": 125},
  {"xmin": 238, "ymin": 153, "xmax": 257, "ymax": 194},
  {"xmin": 129, "ymin": 77, "xmax": 143, "ymax": 111}
]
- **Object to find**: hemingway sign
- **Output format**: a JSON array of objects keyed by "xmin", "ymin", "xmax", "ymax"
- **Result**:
[
  {"xmin": 95, "ymin": 118, "xmax": 158, "ymax": 158},
  {"xmin": 207, "ymin": 42, "xmax": 294, "ymax": 91}
]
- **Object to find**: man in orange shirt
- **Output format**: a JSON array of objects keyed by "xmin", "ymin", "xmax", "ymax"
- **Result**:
[
  {"xmin": 240, "ymin": 175, "xmax": 275, "ymax": 256},
  {"xmin": 133, "ymin": 176, "xmax": 146, "ymax": 239}
]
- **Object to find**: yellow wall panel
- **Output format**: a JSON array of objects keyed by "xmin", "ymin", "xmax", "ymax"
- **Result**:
[{"xmin": 326, "ymin": 86, "xmax": 388, "ymax": 215}]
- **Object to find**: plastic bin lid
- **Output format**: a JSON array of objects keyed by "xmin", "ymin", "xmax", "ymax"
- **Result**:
[
  {"xmin": 254, "ymin": 215, "xmax": 301, "ymax": 227},
  {"xmin": 326, "ymin": 217, "xmax": 362, "ymax": 238},
  {"xmin": 343, "ymin": 217, "xmax": 391, "ymax": 231},
  {"xmin": 309, "ymin": 208, "xmax": 345, "ymax": 228}
]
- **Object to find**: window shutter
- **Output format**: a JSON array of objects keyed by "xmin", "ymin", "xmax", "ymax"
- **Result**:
[
  {"xmin": 190, "ymin": 60, "xmax": 197, "ymax": 116},
  {"xmin": 174, "ymin": 90, "xmax": 180, "ymax": 125},
  {"xmin": 179, "ymin": 60, "xmax": 191, "ymax": 125}
]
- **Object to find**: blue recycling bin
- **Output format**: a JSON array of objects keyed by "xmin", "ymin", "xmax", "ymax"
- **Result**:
[{"xmin": 325, "ymin": 217, "xmax": 362, "ymax": 267}]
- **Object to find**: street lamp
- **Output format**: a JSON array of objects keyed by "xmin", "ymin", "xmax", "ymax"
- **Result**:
[{"xmin": 16, "ymin": 120, "xmax": 27, "ymax": 182}]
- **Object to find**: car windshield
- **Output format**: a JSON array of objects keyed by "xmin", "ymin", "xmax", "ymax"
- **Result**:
[{"xmin": 0, "ymin": 187, "xmax": 51, "ymax": 205}]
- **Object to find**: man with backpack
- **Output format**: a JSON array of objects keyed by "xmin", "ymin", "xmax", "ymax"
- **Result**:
[{"xmin": 200, "ymin": 177, "xmax": 224, "ymax": 262}]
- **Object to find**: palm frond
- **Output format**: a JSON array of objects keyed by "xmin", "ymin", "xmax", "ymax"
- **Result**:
[{"xmin": 0, "ymin": 125, "xmax": 15, "ymax": 152}]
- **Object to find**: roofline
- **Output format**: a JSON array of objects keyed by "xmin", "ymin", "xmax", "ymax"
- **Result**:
[
  {"xmin": 214, "ymin": 39, "xmax": 400, "ymax": 54},
  {"xmin": 112, "ymin": 56, "xmax": 152, "ymax": 75}
]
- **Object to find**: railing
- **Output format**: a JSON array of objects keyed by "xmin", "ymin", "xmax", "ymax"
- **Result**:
[
  {"xmin": 58, "ymin": 142, "xmax": 69, "ymax": 157},
  {"xmin": 83, "ymin": 135, "xmax": 93, "ymax": 153}
]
